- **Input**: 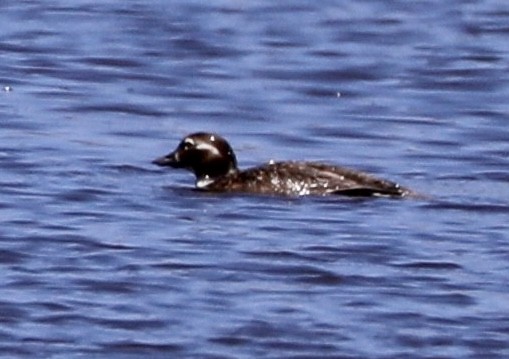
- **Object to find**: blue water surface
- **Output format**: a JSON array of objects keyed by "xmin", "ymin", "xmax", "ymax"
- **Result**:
[{"xmin": 1, "ymin": 1, "xmax": 509, "ymax": 358}]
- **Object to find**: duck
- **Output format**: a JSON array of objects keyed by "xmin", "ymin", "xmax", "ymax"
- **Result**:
[{"xmin": 152, "ymin": 132, "xmax": 414, "ymax": 197}]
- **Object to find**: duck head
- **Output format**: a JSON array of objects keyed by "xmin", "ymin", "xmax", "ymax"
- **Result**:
[{"xmin": 153, "ymin": 132, "xmax": 238, "ymax": 186}]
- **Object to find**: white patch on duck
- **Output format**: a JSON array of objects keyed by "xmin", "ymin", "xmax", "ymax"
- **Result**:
[{"xmin": 195, "ymin": 142, "xmax": 221, "ymax": 156}]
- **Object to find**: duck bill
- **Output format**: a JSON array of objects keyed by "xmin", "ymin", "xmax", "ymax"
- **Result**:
[{"xmin": 152, "ymin": 151, "xmax": 181, "ymax": 168}]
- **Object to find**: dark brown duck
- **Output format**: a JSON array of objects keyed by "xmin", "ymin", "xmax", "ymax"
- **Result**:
[{"xmin": 153, "ymin": 132, "xmax": 415, "ymax": 198}]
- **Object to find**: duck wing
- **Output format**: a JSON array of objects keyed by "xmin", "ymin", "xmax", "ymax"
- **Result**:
[{"xmin": 272, "ymin": 162, "xmax": 411, "ymax": 197}]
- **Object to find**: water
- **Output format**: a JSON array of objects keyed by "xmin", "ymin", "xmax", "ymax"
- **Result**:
[{"xmin": 1, "ymin": 1, "xmax": 509, "ymax": 358}]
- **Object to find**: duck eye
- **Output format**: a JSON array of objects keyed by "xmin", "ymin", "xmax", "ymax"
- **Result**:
[{"xmin": 181, "ymin": 139, "xmax": 194, "ymax": 150}]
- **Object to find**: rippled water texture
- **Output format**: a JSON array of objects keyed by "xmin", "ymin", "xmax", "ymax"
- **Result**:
[{"xmin": 1, "ymin": 1, "xmax": 509, "ymax": 358}]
